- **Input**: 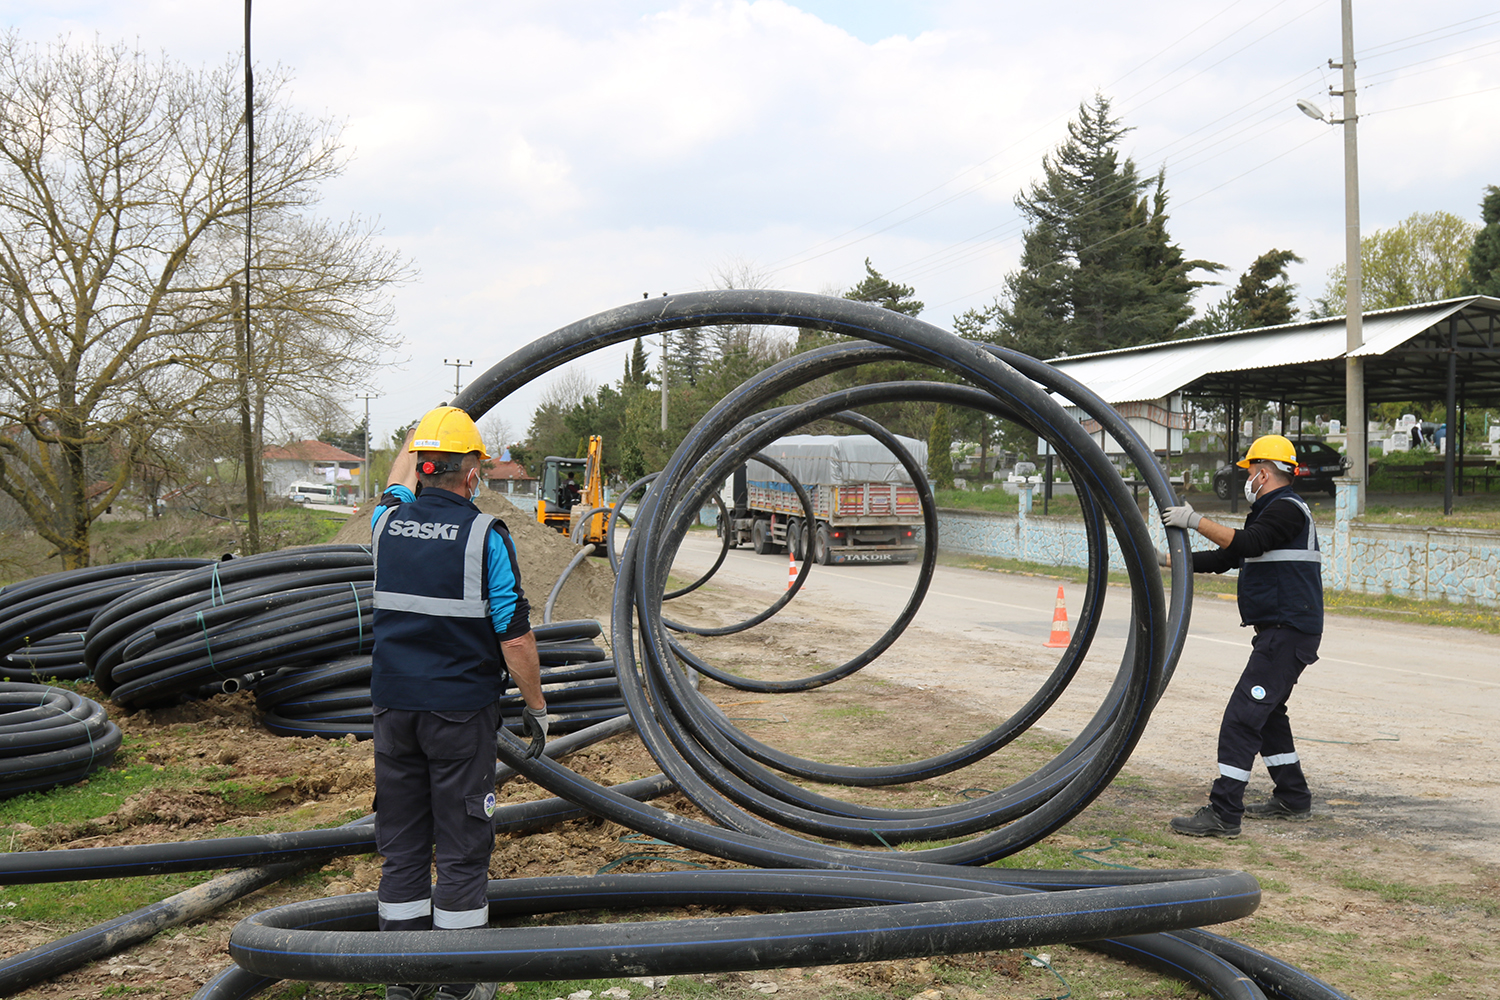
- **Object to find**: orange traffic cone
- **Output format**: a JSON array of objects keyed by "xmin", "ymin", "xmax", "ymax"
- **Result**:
[
  {"xmin": 1044, "ymin": 585, "xmax": 1071, "ymax": 648},
  {"xmin": 787, "ymin": 550, "xmax": 798, "ymax": 590}
]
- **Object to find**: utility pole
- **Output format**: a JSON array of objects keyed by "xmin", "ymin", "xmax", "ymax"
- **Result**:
[
  {"xmin": 444, "ymin": 359, "xmax": 473, "ymax": 399},
  {"xmin": 660, "ymin": 332, "xmax": 669, "ymax": 432},
  {"xmin": 1336, "ymin": 0, "xmax": 1366, "ymax": 514},
  {"xmin": 356, "ymin": 392, "xmax": 379, "ymax": 500},
  {"xmin": 1296, "ymin": 0, "xmax": 1365, "ymax": 513},
  {"xmin": 650, "ymin": 292, "xmax": 671, "ymax": 432}
]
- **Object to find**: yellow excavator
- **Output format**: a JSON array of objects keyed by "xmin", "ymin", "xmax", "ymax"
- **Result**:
[{"xmin": 536, "ymin": 435, "xmax": 606, "ymax": 545}]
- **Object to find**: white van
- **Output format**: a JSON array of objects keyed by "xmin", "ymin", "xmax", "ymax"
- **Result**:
[{"xmin": 288, "ymin": 481, "xmax": 338, "ymax": 504}]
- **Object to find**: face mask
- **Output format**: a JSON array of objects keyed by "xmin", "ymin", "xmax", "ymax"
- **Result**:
[
  {"xmin": 1244, "ymin": 467, "xmax": 1269, "ymax": 503},
  {"xmin": 467, "ymin": 470, "xmax": 481, "ymax": 501}
]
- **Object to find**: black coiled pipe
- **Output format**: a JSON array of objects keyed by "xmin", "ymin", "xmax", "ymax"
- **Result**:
[{"xmin": 0, "ymin": 682, "xmax": 121, "ymax": 798}]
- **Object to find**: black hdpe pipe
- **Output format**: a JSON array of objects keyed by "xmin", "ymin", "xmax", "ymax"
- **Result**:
[
  {"xmin": 602, "ymin": 385, "xmax": 1129, "ymax": 841},
  {"xmin": 221, "ymin": 868, "xmax": 1259, "ymax": 988},
  {"xmin": 656, "ymin": 448, "xmax": 821, "ymax": 639},
  {"xmin": 0, "ymin": 776, "xmax": 676, "ymax": 996},
  {"xmin": 0, "ymin": 683, "xmax": 122, "ymax": 798},
  {"xmin": 0, "ymin": 772, "xmax": 673, "ymax": 886},
  {"xmin": 203, "ymin": 293, "xmax": 1326, "ymax": 996},
  {"xmin": 85, "ymin": 547, "xmax": 374, "ymax": 694},
  {"xmin": 1, "ymin": 633, "xmax": 88, "ymax": 681},
  {"xmin": 660, "ymin": 404, "xmax": 942, "ymax": 687}
]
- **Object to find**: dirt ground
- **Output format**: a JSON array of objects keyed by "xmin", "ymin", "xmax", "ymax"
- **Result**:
[{"xmin": 3, "ymin": 517, "xmax": 1498, "ymax": 999}]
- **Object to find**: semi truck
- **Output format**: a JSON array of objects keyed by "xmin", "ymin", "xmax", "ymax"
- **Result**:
[{"xmin": 718, "ymin": 434, "xmax": 926, "ymax": 565}]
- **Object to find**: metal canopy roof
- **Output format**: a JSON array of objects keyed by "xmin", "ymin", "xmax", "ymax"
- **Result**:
[{"xmin": 1047, "ymin": 296, "xmax": 1500, "ymax": 408}]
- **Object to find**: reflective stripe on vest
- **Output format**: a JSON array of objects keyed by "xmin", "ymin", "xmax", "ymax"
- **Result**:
[
  {"xmin": 372, "ymin": 508, "xmax": 495, "ymax": 618},
  {"xmin": 1242, "ymin": 494, "xmax": 1320, "ymax": 565}
]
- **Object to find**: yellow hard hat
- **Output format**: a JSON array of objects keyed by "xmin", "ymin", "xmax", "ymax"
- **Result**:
[
  {"xmin": 409, "ymin": 406, "xmax": 489, "ymax": 459},
  {"xmin": 1237, "ymin": 434, "xmax": 1297, "ymax": 469}
]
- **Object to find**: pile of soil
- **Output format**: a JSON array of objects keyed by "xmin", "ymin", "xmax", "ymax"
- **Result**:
[{"xmin": 331, "ymin": 492, "xmax": 615, "ymax": 626}]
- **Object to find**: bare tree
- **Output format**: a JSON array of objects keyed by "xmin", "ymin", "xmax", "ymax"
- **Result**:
[
  {"xmin": 0, "ymin": 34, "xmax": 406, "ymax": 567},
  {"xmin": 479, "ymin": 412, "xmax": 513, "ymax": 458},
  {"xmin": 705, "ymin": 257, "xmax": 773, "ymax": 357}
]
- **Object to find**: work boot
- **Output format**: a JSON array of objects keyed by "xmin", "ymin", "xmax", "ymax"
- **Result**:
[
  {"xmin": 1244, "ymin": 796, "xmax": 1311, "ymax": 821},
  {"xmin": 1169, "ymin": 805, "xmax": 1241, "ymax": 838},
  {"xmin": 385, "ymin": 987, "xmax": 436, "ymax": 1000},
  {"xmin": 435, "ymin": 985, "xmax": 498, "ymax": 1000}
]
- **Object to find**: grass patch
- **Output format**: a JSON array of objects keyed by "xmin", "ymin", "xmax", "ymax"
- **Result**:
[
  {"xmin": 0, "ymin": 871, "xmax": 216, "ymax": 929},
  {"xmin": 1331, "ymin": 871, "xmax": 1500, "ymax": 916}
]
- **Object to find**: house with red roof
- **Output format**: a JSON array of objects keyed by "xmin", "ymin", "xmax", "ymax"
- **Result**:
[
  {"xmin": 263, "ymin": 440, "xmax": 365, "ymax": 501},
  {"xmin": 482, "ymin": 456, "xmax": 536, "ymax": 496}
]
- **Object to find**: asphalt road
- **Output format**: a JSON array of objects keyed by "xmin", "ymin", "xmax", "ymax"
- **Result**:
[{"xmin": 667, "ymin": 532, "xmax": 1500, "ymax": 864}]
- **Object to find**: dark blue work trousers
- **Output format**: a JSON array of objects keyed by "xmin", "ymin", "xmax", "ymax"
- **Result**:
[
  {"xmin": 373, "ymin": 701, "xmax": 500, "ymax": 931},
  {"xmin": 1209, "ymin": 626, "xmax": 1320, "ymax": 824}
]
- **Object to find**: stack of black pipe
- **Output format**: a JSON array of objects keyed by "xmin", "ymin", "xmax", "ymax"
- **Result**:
[
  {"xmin": 0, "ymin": 681, "xmax": 122, "ymax": 798},
  {"xmin": 0, "ymin": 559, "xmax": 211, "ymax": 681},
  {"xmin": 86, "ymin": 547, "xmax": 375, "ymax": 708},
  {"xmin": 256, "ymin": 619, "xmax": 618, "ymax": 739}
]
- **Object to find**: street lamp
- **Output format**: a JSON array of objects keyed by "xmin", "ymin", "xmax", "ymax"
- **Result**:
[{"xmin": 1298, "ymin": 0, "xmax": 1365, "ymax": 513}]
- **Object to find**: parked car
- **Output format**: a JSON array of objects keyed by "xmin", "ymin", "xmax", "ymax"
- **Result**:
[{"xmin": 1212, "ymin": 440, "xmax": 1349, "ymax": 499}]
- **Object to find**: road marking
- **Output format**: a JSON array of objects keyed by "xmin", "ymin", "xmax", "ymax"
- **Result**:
[{"xmin": 1187, "ymin": 634, "xmax": 1500, "ymax": 688}]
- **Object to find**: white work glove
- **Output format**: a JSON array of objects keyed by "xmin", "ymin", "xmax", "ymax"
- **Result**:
[
  {"xmin": 1156, "ymin": 549, "xmax": 1171, "ymax": 568},
  {"xmin": 522, "ymin": 706, "xmax": 549, "ymax": 759},
  {"xmin": 1161, "ymin": 503, "xmax": 1202, "ymax": 531}
]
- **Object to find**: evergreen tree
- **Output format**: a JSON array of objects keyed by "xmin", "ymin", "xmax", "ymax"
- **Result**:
[
  {"xmin": 928, "ymin": 405, "xmax": 954, "ymax": 490},
  {"xmin": 1462, "ymin": 185, "xmax": 1500, "ymax": 297},
  {"xmin": 667, "ymin": 327, "xmax": 707, "ymax": 387},
  {"xmin": 1233, "ymin": 248, "xmax": 1304, "ymax": 327},
  {"xmin": 844, "ymin": 259, "xmax": 924, "ymax": 316},
  {"xmin": 627, "ymin": 337, "xmax": 651, "ymax": 386},
  {"xmin": 978, "ymin": 94, "xmax": 1219, "ymax": 358}
]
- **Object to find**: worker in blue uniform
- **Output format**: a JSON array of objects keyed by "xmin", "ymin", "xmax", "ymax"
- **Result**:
[
  {"xmin": 1160, "ymin": 434, "xmax": 1324, "ymax": 838},
  {"xmin": 369, "ymin": 406, "xmax": 548, "ymax": 1000}
]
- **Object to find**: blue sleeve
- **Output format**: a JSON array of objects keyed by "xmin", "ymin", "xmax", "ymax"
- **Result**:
[
  {"xmin": 487, "ymin": 526, "xmax": 532, "ymax": 638},
  {"xmin": 370, "ymin": 484, "xmax": 416, "ymax": 529}
]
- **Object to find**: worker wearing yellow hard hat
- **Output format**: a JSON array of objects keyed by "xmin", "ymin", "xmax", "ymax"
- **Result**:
[
  {"xmin": 1160, "ymin": 433, "xmax": 1324, "ymax": 839},
  {"xmin": 367, "ymin": 405, "xmax": 547, "ymax": 1000}
]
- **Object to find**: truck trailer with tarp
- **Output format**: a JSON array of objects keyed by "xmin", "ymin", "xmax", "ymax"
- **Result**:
[{"xmin": 719, "ymin": 434, "xmax": 926, "ymax": 564}]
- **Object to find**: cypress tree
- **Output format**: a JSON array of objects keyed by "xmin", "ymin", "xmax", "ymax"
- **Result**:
[
  {"xmin": 928, "ymin": 405, "xmax": 954, "ymax": 490},
  {"xmin": 975, "ymin": 94, "xmax": 1218, "ymax": 358},
  {"xmin": 1463, "ymin": 185, "xmax": 1500, "ymax": 297}
]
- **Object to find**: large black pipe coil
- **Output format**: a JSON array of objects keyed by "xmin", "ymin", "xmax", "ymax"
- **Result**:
[
  {"xmin": 83, "ymin": 547, "xmax": 376, "ymax": 707},
  {"xmin": 0, "ymin": 681, "xmax": 122, "ymax": 798},
  {"xmin": 0, "ymin": 558, "xmax": 212, "ymax": 681},
  {"xmin": 0, "ymin": 292, "xmax": 1352, "ymax": 1000},
  {"xmin": 254, "ymin": 620, "xmax": 620, "ymax": 739},
  {"xmin": 305, "ymin": 288, "xmax": 1332, "ymax": 999}
]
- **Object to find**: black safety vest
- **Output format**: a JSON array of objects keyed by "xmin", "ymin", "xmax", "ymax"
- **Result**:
[
  {"xmin": 1237, "ymin": 487, "xmax": 1324, "ymax": 635},
  {"xmin": 370, "ymin": 489, "xmax": 506, "ymax": 710}
]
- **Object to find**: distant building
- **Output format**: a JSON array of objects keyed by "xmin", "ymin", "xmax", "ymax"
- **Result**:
[
  {"xmin": 263, "ymin": 441, "xmax": 365, "ymax": 500},
  {"xmin": 483, "ymin": 456, "xmax": 536, "ymax": 495}
]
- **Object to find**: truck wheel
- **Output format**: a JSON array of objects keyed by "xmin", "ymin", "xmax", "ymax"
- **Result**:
[
  {"xmin": 717, "ymin": 517, "xmax": 739, "ymax": 549},
  {"xmin": 814, "ymin": 524, "xmax": 833, "ymax": 565},
  {"xmin": 787, "ymin": 520, "xmax": 803, "ymax": 561},
  {"xmin": 752, "ymin": 520, "xmax": 771, "ymax": 555}
]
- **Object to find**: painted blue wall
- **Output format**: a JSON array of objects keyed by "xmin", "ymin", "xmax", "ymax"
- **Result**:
[{"xmin": 933, "ymin": 481, "xmax": 1500, "ymax": 609}]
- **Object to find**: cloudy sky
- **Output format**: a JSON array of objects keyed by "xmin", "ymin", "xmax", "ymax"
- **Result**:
[{"xmin": 6, "ymin": 1, "xmax": 1498, "ymax": 446}]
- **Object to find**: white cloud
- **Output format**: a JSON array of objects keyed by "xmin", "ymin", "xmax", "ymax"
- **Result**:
[{"xmin": 3, "ymin": 0, "xmax": 1496, "ymax": 439}]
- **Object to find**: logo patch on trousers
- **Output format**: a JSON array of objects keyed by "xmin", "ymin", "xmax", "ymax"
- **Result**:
[
  {"xmin": 1250, "ymin": 685, "xmax": 1267, "ymax": 701},
  {"xmin": 483, "ymin": 792, "xmax": 496, "ymax": 817}
]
